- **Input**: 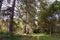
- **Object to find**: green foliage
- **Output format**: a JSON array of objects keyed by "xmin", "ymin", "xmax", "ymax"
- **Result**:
[
  {"xmin": 13, "ymin": 19, "xmax": 24, "ymax": 35},
  {"xmin": 0, "ymin": 19, "xmax": 9, "ymax": 33},
  {"xmin": 38, "ymin": 1, "xmax": 60, "ymax": 33}
]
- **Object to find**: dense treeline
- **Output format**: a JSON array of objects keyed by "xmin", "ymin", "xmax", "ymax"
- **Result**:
[{"xmin": 0, "ymin": 0, "xmax": 60, "ymax": 36}]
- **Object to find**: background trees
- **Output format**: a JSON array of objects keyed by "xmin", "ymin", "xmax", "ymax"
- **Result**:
[{"xmin": 0, "ymin": 0, "xmax": 60, "ymax": 36}]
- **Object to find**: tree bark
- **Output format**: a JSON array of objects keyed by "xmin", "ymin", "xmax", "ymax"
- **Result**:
[
  {"xmin": 9, "ymin": 0, "xmax": 16, "ymax": 36},
  {"xmin": 24, "ymin": 0, "xmax": 28, "ymax": 34},
  {"xmin": 0, "ymin": 0, "xmax": 3, "ymax": 11}
]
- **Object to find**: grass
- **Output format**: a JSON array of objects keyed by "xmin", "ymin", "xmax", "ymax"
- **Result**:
[
  {"xmin": 0, "ymin": 33, "xmax": 60, "ymax": 40},
  {"xmin": 27, "ymin": 33, "xmax": 48, "ymax": 36}
]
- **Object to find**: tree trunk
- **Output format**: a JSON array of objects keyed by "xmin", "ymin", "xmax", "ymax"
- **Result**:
[
  {"xmin": 9, "ymin": 0, "xmax": 16, "ymax": 36},
  {"xmin": 24, "ymin": 0, "xmax": 29, "ymax": 34},
  {"xmin": 0, "ymin": 0, "xmax": 3, "ymax": 11}
]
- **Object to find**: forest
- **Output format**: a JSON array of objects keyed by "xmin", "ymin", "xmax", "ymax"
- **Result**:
[{"xmin": 0, "ymin": 0, "xmax": 60, "ymax": 40}]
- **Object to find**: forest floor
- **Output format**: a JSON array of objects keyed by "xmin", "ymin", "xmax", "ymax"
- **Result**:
[{"xmin": 0, "ymin": 33, "xmax": 60, "ymax": 40}]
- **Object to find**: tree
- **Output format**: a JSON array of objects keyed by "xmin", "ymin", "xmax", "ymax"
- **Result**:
[
  {"xmin": 36, "ymin": 0, "xmax": 50, "ymax": 33},
  {"xmin": 18, "ymin": 0, "xmax": 36, "ymax": 34},
  {"xmin": 9, "ymin": 0, "xmax": 16, "ymax": 36},
  {"xmin": 38, "ymin": 0, "xmax": 60, "ymax": 35},
  {"xmin": 0, "ymin": 0, "xmax": 3, "ymax": 10}
]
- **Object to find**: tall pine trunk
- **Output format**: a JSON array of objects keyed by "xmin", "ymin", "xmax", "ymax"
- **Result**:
[{"xmin": 9, "ymin": 0, "xmax": 16, "ymax": 36}]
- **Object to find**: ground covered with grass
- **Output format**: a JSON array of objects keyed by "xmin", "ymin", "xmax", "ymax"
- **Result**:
[{"xmin": 0, "ymin": 33, "xmax": 60, "ymax": 40}]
